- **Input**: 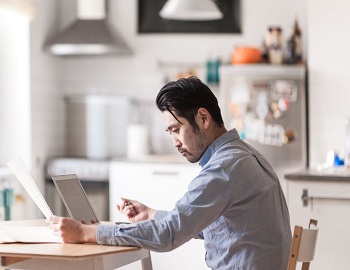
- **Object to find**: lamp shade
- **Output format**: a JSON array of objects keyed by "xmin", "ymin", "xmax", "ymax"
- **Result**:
[{"xmin": 159, "ymin": 0, "xmax": 223, "ymax": 21}]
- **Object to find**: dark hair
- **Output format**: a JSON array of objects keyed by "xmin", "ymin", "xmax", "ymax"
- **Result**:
[{"xmin": 156, "ymin": 76, "xmax": 224, "ymax": 129}]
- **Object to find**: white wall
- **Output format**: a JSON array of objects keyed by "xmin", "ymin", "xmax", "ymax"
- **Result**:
[
  {"xmin": 0, "ymin": 8, "xmax": 32, "ymax": 220},
  {"xmin": 0, "ymin": 9, "xmax": 31, "ymax": 167},
  {"xmin": 56, "ymin": 0, "xmax": 307, "ymax": 97},
  {"xmin": 29, "ymin": 0, "xmax": 64, "ymax": 218},
  {"xmin": 307, "ymin": 0, "xmax": 350, "ymax": 167}
]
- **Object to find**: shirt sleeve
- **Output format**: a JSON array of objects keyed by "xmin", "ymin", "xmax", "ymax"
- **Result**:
[
  {"xmin": 96, "ymin": 162, "xmax": 232, "ymax": 252},
  {"xmin": 155, "ymin": 210, "xmax": 204, "ymax": 240},
  {"xmin": 154, "ymin": 210, "xmax": 168, "ymax": 221}
]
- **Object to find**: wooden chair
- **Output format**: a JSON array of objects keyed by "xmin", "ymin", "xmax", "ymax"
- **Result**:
[{"xmin": 287, "ymin": 219, "xmax": 319, "ymax": 270}]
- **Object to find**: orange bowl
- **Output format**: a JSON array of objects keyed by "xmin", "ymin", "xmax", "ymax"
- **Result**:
[{"xmin": 232, "ymin": 47, "xmax": 262, "ymax": 64}]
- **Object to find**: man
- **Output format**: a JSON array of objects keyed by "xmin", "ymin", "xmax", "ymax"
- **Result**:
[{"xmin": 50, "ymin": 76, "xmax": 291, "ymax": 270}]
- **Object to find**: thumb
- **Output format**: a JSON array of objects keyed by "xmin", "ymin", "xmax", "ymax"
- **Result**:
[{"xmin": 121, "ymin": 197, "xmax": 131, "ymax": 203}]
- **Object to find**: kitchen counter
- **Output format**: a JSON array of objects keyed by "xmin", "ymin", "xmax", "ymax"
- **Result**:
[
  {"xmin": 286, "ymin": 167, "xmax": 350, "ymax": 270},
  {"xmin": 111, "ymin": 154, "xmax": 188, "ymax": 164},
  {"xmin": 285, "ymin": 167, "xmax": 350, "ymax": 182}
]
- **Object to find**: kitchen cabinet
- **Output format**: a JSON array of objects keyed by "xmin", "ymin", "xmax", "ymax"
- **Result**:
[
  {"xmin": 109, "ymin": 160, "xmax": 209, "ymax": 270},
  {"xmin": 286, "ymin": 170, "xmax": 350, "ymax": 270}
]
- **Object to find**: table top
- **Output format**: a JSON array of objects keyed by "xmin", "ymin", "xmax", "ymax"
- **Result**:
[{"xmin": 0, "ymin": 243, "xmax": 139, "ymax": 260}]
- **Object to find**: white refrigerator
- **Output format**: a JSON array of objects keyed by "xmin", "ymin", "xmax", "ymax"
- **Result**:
[{"xmin": 219, "ymin": 64, "xmax": 308, "ymax": 193}]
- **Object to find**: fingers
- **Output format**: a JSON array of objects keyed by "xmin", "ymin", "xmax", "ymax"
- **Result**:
[
  {"xmin": 48, "ymin": 215, "xmax": 63, "ymax": 235},
  {"xmin": 120, "ymin": 197, "xmax": 133, "ymax": 206},
  {"xmin": 49, "ymin": 222, "xmax": 60, "ymax": 232},
  {"xmin": 91, "ymin": 219, "xmax": 99, "ymax": 224},
  {"xmin": 118, "ymin": 197, "xmax": 133, "ymax": 211},
  {"xmin": 118, "ymin": 197, "xmax": 136, "ymax": 218},
  {"xmin": 123, "ymin": 203, "xmax": 136, "ymax": 216},
  {"xmin": 124, "ymin": 201, "xmax": 133, "ymax": 207},
  {"xmin": 49, "ymin": 215, "xmax": 61, "ymax": 224},
  {"xmin": 48, "ymin": 216, "xmax": 69, "ymax": 232}
]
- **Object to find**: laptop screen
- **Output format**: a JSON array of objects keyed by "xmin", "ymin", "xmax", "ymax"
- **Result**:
[{"xmin": 52, "ymin": 174, "xmax": 99, "ymax": 225}]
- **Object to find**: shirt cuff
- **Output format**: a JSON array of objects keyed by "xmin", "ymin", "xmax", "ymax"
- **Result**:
[{"xmin": 96, "ymin": 224, "xmax": 118, "ymax": 245}]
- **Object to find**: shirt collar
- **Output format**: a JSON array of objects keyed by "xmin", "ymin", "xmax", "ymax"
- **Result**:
[{"xmin": 199, "ymin": 129, "xmax": 240, "ymax": 168}]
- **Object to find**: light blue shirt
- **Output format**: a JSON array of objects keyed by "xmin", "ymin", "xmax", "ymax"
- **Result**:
[{"xmin": 97, "ymin": 129, "xmax": 291, "ymax": 270}]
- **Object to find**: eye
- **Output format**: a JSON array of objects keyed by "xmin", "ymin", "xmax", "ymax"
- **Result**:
[{"xmin": 166, "ymin": 127, "xmax": 180, "ymax": 135}]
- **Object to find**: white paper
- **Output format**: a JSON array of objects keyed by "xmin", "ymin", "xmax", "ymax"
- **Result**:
[
  {"xmin": 7, "ymin": 158, "xmax": 53, "ymax": 219},
  {"xmin": 0, "ymin": 219, "xmax": 62, "ymax": 243}
]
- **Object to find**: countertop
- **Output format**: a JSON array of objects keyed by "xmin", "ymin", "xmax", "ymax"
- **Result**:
[{"xmin": 285, "ymin": 167, "xmax": 350, "ymax": 182}]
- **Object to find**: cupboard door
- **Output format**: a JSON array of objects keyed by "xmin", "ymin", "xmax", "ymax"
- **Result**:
[
  {"xmin": 109, "ymin": 162, "xmax": 201, "ymax": 220},
  {"xmin": 109, "ymin": 161, "xmax": 209, "ymax": 270},
  {"xmin": 287, "ymin": 180, "xmax": 350, "ymax": 270}
]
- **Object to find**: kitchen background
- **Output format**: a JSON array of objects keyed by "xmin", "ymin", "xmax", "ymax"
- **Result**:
[
  {"xmin": 1, "ymin": 0, "xmax": 350, "ymax": 268},
  {"xmin": 1, "ymin": 0, "xmax": 308, "ymax": 217}
]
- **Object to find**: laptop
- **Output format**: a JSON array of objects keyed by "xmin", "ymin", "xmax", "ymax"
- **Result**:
[{"xmin": 51, "ymin": 174, "xmax": 99, "ymax": 225}]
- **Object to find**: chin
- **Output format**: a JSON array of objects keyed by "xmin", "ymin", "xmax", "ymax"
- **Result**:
[{"xmin": 186, "ymin": 157, "xmax": 199, "ymax": 163}]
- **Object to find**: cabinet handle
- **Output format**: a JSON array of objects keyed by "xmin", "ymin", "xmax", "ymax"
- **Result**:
[
  {"xmin": 302, "ymin": 189, "xmax": 350, "ymax": 207},
  {"xmin": 152, "ymin": 171, "xmax": 178, "ymax": 176}
]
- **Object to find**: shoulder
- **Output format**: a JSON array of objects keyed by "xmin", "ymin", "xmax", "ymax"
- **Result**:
[{"xmin": 208, "ymin": 138, "xmax": 256, "ymax": 171}]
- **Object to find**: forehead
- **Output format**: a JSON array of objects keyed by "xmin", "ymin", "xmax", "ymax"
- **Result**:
[{"xmin": 162, "ymin": 111, "xmax": 186, "ymax": 129}]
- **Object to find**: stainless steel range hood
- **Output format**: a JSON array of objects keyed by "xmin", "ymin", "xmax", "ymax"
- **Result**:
[{"xmin": 44, "ymin": 0, "xmax": 132, "ymax": 56}]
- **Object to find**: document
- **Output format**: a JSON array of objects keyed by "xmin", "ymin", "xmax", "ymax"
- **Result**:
[
  {"xmin": 2, "ymin": 158, "xmax": 61, "ymax": 243},
  {"xmin": 0, "ymin": 219, "xmax": 62, "ymax": 243},
  {"xmin": 7, "ymin": 158, "xmax": 53, "ymax": 219}
]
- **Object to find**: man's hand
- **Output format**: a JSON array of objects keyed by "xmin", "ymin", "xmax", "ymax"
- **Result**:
[
  {"xmin": 49, "ymin": 215, "xmax": 97, "ymax": 243},
  {"xmin": 117, "ymin": 198, "xmax": 157, "ymax": 223}
]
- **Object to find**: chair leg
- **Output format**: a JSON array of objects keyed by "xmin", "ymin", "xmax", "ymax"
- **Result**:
[{"xmin": 287, "ymin": 226, "xmax": 303, "ymax": 270}]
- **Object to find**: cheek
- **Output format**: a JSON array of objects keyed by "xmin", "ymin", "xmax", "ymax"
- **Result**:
[{"xmin": 183, "ymin": 133, "xmax": 196, "ymax": 148}]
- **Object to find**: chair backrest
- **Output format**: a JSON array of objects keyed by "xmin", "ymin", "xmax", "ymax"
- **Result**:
[{"xmin": 287, "ymin": 219, "xmax": 319, "ymax": 270}]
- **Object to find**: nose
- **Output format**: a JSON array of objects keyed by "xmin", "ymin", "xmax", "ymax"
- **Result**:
[{"xmin": 173, "ymin": 135, "xmax": 182, "ymax": 148}]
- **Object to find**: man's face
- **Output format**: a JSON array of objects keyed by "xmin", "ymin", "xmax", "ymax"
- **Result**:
[{"xmin": 163, "ymin": 111, "xmax": 208, "ymax": 163}]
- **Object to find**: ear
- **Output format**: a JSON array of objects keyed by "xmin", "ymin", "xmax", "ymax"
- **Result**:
[{"xmin": 197, "ymin": 108, "xmax": 211, "ymax": 129}]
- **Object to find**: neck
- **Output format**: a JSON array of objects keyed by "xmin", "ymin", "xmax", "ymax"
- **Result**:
[{"xmin": 208, "ymin": 125, "xmax": 227, "ymax": 145}]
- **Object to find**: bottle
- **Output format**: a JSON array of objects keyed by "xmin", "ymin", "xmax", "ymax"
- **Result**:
[
  {"xmin": 206, "ymin": 55, "xmax": 214, "ymax": 84},
  {"xmin": 1, "ymin": 179, "xmax": 13, "ymax": 221},
  {"xmin": 0, "ymin": 180, "xmax": 4, "ymax": 221},
  {"xmin": 345, "ymin": 117, "xmax": 350, "ymax": 170},
  {"xmin": 285, "ymin": 19, "xmax": 302, "ymax": 64},
  {"xmin": 212, "ymin": 57, "xmax": 221, "ymax": 84}
]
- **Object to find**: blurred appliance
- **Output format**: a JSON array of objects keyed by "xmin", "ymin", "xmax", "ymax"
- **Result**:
[
  {"xmin": 44, "ymin": 0, "xmax": 132, "ymax": 56},
  {"xmin": 219, "ymin": 64, "xmax": 308, "ymax": 192},
  {"xmin": 45, "ymin": 158, "xmax": 109, "ymax": 221},
  {"xmin": 65, "ymin": 94, "xmax": 132, "ymax": 160}
]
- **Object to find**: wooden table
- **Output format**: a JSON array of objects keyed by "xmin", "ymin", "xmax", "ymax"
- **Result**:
[{"xmin": 0, "ymin": 243, "xmax": 153, "ymax": 270}]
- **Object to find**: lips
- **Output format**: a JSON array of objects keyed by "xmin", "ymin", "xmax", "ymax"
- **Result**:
[{"xmin": 178, "ymin": 149, "xmax": 187, "ymax": 156}]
